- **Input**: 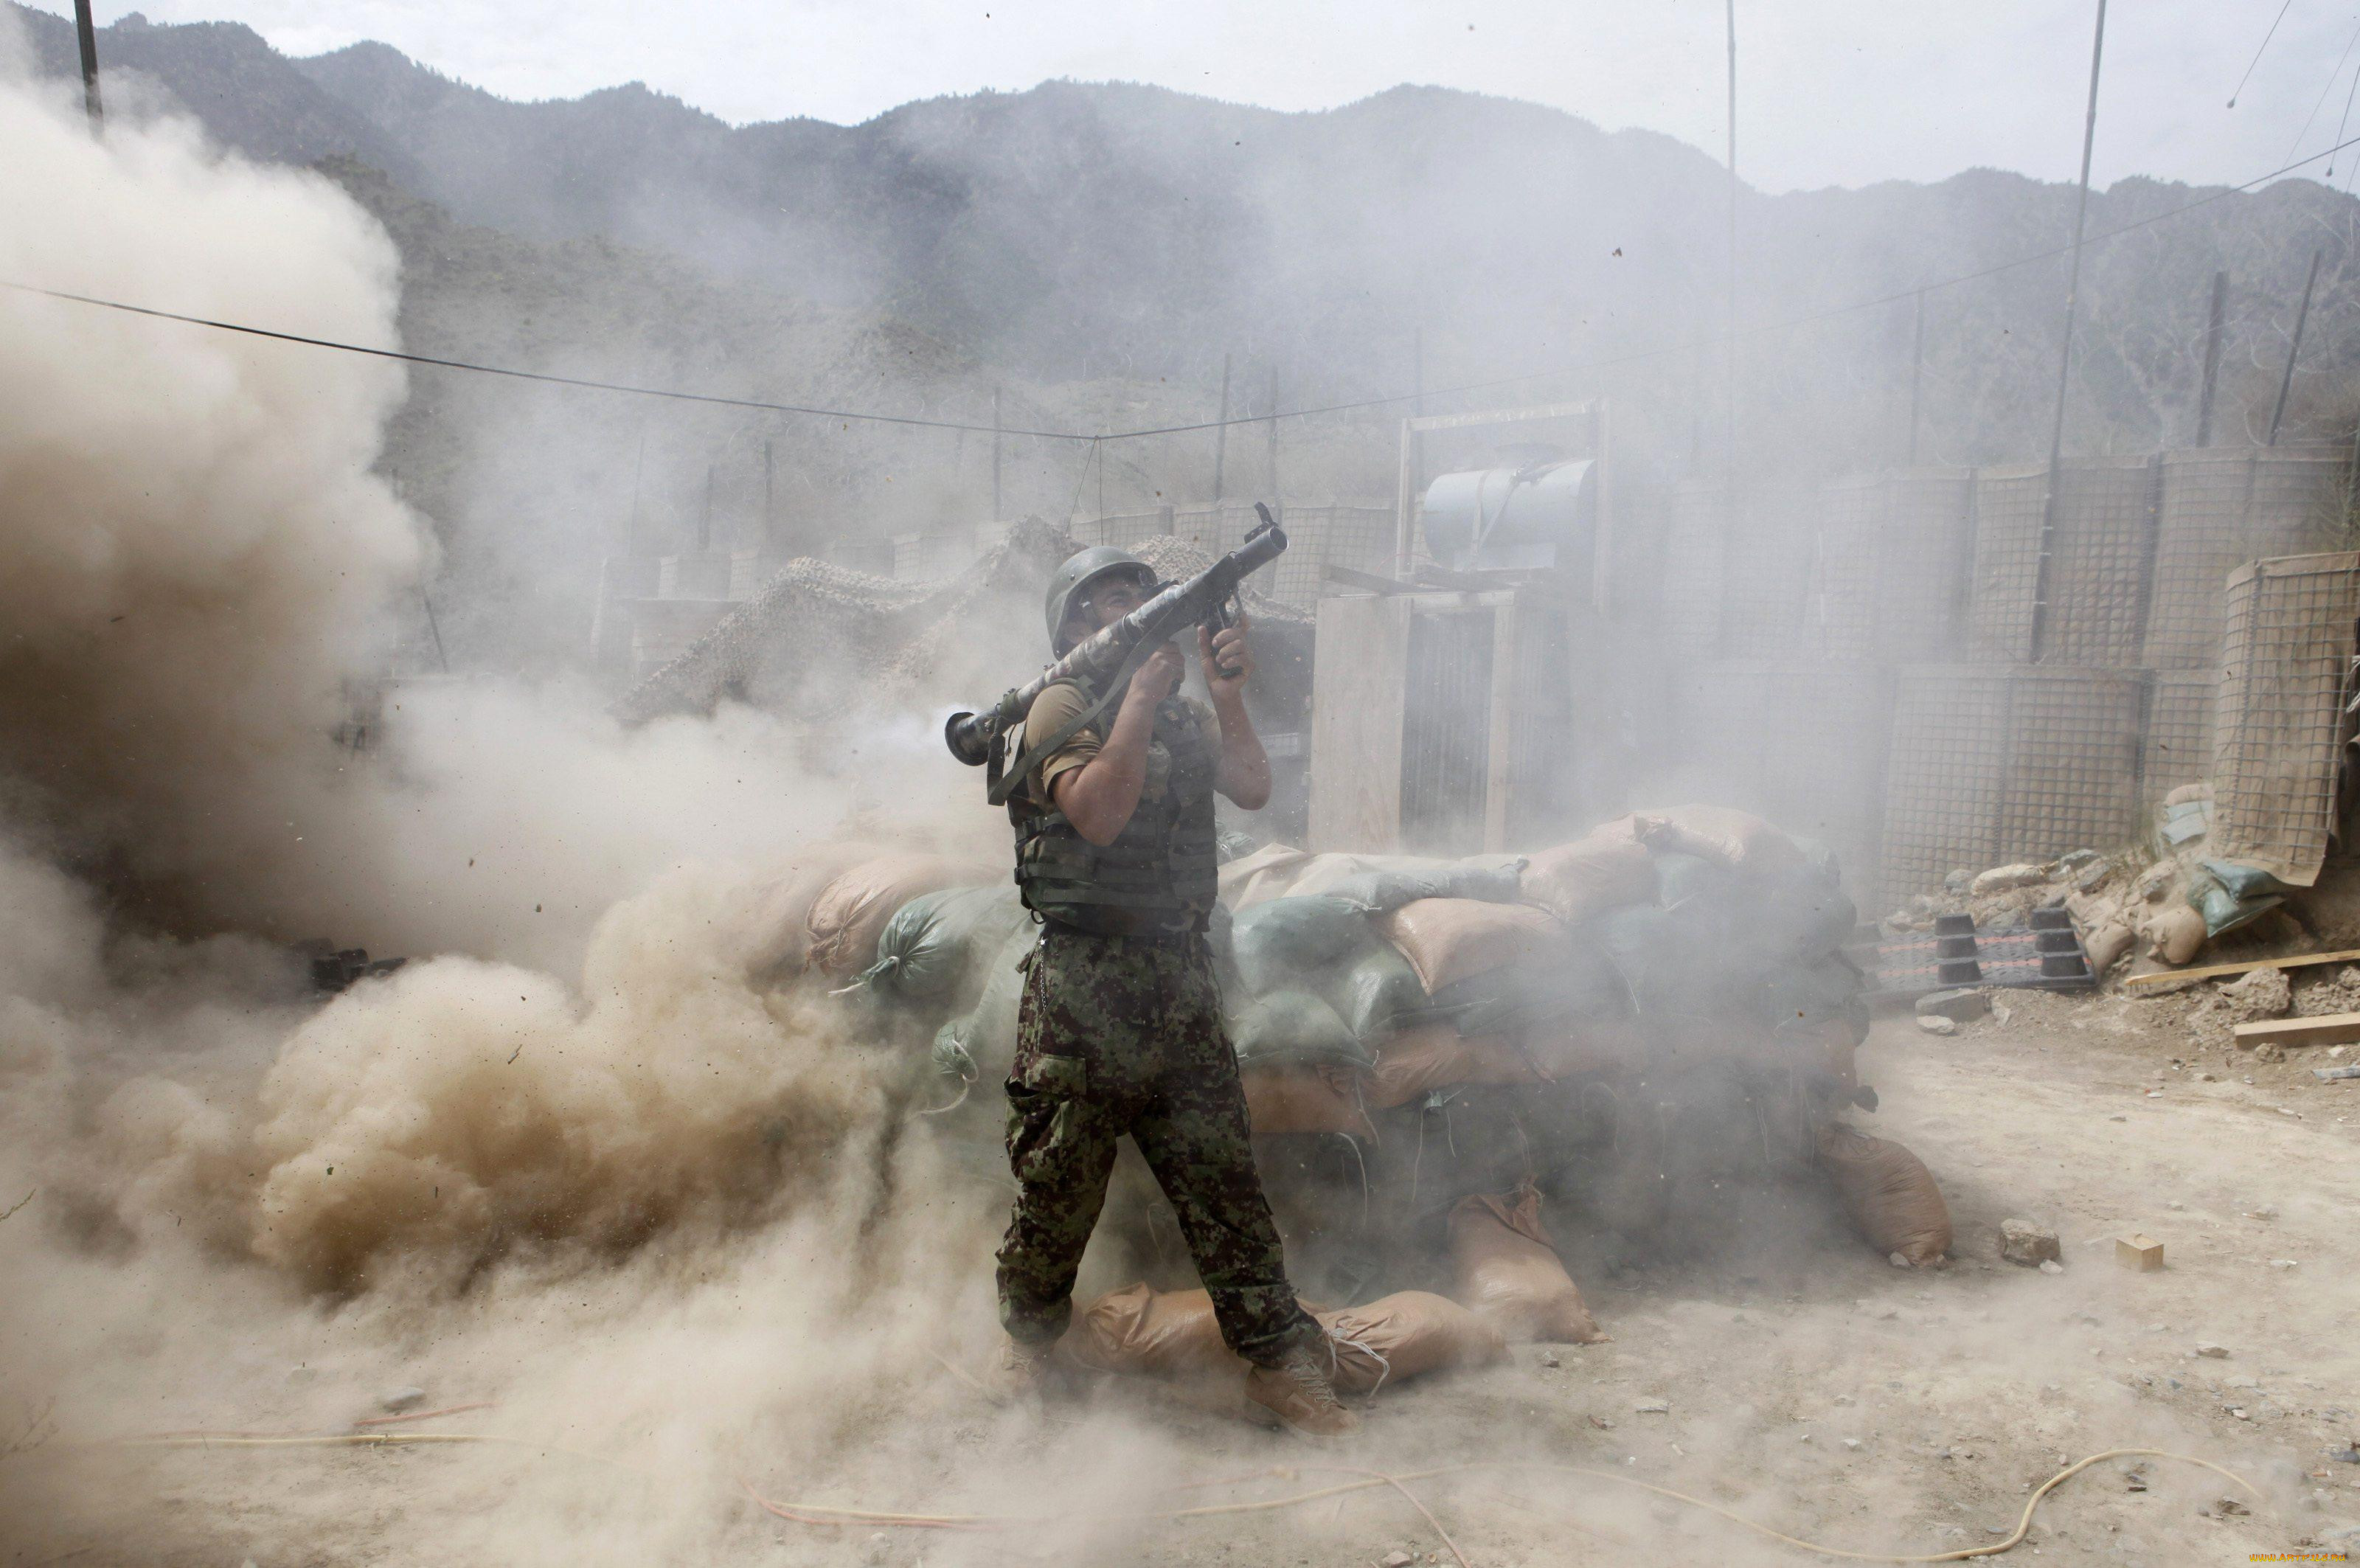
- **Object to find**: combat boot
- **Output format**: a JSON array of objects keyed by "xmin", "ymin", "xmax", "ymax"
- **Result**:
[
  {"xmin": 1243, "ymin": 1347, "xmax": 1361, "ymax": 1437},
  {"xmin": 979, "ymin": 1335, "xmax": 1055, "ymax": 1405}
]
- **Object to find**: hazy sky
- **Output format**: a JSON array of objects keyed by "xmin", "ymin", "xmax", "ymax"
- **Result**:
[{"xmin": 47, "ymin": 0, "xmax": 2360, "ymax": 195}]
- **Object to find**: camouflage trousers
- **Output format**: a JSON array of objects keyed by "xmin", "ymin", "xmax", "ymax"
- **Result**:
[{"xmin": 995, "ymin": 924, "xmax": 1319, "ymax": 1368}]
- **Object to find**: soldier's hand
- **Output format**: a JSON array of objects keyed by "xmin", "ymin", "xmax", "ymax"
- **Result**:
[
  {"xmin": 1200, "ymin": 616, "xmax": 1252, "ymax": 698},
  {"xmin": 1132, "ymin": 640, "xmax": 1187, "ymax": 703}
]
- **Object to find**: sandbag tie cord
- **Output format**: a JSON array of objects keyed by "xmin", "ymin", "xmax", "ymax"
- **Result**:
[{"xmin": 69, "ymin": 1423, "xmax": 2268, "ymax": 1565}]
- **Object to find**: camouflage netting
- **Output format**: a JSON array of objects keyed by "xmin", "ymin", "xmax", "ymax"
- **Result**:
[{"xmin": 615, "ymin": 519, "xmax": 1310, "ymax": 724}]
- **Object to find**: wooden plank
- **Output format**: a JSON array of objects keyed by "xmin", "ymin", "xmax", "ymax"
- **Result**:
[
  {"xmin": 1307, "ymin": 594, "xmax": 1407, "ymax": 853},
  {"xmin": 2233, "ymin": 1011, "xmax": 2360, "ymax": 1049},
  {"xmin": 2122, "ymin": 948, "xmax": 2360, "ymax": 992},
  {"xmin": 1322, "ymin": 563, "xmax": 1415, "ymax": 596}
]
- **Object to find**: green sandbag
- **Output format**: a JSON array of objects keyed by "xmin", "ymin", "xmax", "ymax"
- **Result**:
[
  {"xmin": 1229, "ymin": 897, "xmax": 1377, "ymax": 995},
  {"xmin": 1749, "ymin": 953, "xmax": 1864, "ymax": 1028},
  {"xmin": 1597, "ymin": 903, "xmax": 1721, "ymax": 1018},
  {"xmin": 1316, "ymin": 862, "xmax": 1524, "ymax": 913},
  {"xmin": 859, "ymin": 884, "xmax": 1027, "ymax": 1006},
  {"xmin": 1316, "ymin": 941, "xmax": 1429, "ymax": 1042},
  {"xmin": 1651, "ymin": 850, "xmax": 1729, "ymax": 909},
  {"xmin": 1425, "ymin": 941, "xmax": 1628, "ymax": 1035},
  {"xmin": 931, "ymin": 925, "xmax": 1037, "ymax": 1082},
  {"xmin": 1745, "ymin": 861, "xmax": 1858, "ymax": 963},
  {"xmin": 1226, "ymin": 988, "xmax": 1372, "ymax": 1069}
]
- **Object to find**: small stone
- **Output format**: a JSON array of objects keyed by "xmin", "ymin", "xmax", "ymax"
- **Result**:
[
  {"xmin": 2216, "ymin": 967, "xmax": 2292, "ymax": 1020},
  {"xmin": 1917, "ymin": 988, "xmax": 1991, "ymax": 1023},
  {"xmin": 1539, "ymin": 1350, "xmax": 1561, "ymax": 1369},
  {"xmin": 1799, "ymin": 1432, "xmax": 1814, "ymax": 1443},
  {"xmin": 1888, "ymin": 1252, "xmax": 1911, "ymax": 1269},
  {"xmin": 2247, "ymin": 1206, "xmax": 2279, "ymax": 1220},
  {"xmin": 2229, "ymin": 1406, "xmax": 2250, "ymax": 1420},
  {"xmin": 2038, "ymin": 1259, "xmax": 2064, "ymax": 1274},
  {"xmin": 1918, "ymin": 1013, "xmax": 1957, "ymax": 1037},
  {"xmin": 1589, "ymin": 1415, "xmax": 1614, "ymax": 1429},
  {"xmin": 2269, "ymin": 1258, "xmax": 2300, "ymax": 1270},
  {"xmin": 2000, "ymin": 1218, "xmax": 2062, "ymax": 1266},
  {"xmin": 2277, "ymin": 1106, "xmax": 2302, "ymax": 1119},
  {"xmin": 377, "ymin": 1387, "xmax": 426, "ymax": 1414},
  {"xmin": 1973, "ymin": 863, "xmax": 2048, "ymax": 896},
  {"xmin": 1383, "ymin": 1553, "xmax": 1415, "ymax": 1568},
  {"xmin": 1944, "ymin": 869, "xmax": 1973, "ymax": 895},
  {"xmin": 1842, "ymin": 1437, "xmax": 1863, "ymax": 1451},
  {"xmin": 2109, "ymin": 1114, "xmax": 2127, "ymax": 1121},
  {"xmin": 1833, "ymin": 1394, "xmax": 1855, "ymax": 1406},
  {"xmin": 2196, "ymin": 1343, "xmax": 2229, "ymax": 1359},
  {"xmin": 1634, "ymin": 1398, "xmax": 1670, "ymax": 1415}
]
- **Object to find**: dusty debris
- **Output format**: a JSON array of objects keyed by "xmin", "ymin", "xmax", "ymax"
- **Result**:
[
  {"xmin": 2196, "ymin": 1343, "xmax": 2229, "ymax": 1359},
  {"xmin": 1998, "ymin": 1218, "xmax": 2061, "ymax": 1267},
  {"xmin": 1917, "ymin": 1014, "xmax": 1957, "ymax": 1037},
  {"xmin": 1917, "ymin": 988, "xmax": 1990, "ymax": 1023},
  {"xmin": 1634, "ymin": 1397, "xmax": 1670, "ymax": 1414},
  {"xmin": 2116, "ymin": 1235, "xmax": 2165, "ymax": 1272},
  {"xmin": 2216, "ymin": 967, "xmax": 2294, "ymax": 1021},
  {"xmin": 1972, "ymin": 864, "xmax": 2048, "ymax": 896}
]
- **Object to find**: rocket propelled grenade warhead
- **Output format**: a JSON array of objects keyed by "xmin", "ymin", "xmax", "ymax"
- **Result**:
[{"xmin": 944, "ymin": 506, "xmax": 1288, "ymax": 769}]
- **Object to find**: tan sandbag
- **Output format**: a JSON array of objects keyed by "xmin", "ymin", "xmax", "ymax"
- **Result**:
[
  {"xmin": 1069, "ymin": 1284, "xmax": 1235, "ymax": 1380},
  {"xmin": 1071, "ymin": 1284, "xmax": 1502, "ymax": 1395},
  {"xmin": 2143, "ymin": 901, "xmax": 2206, "ymax": 965},
  {"xmin": 1446, "ymin": 1182, "xmax": 1608, "ymax": 1343},
  {"xmin": 1815, "ymin": 1123, "xmax": 1951, "ymax": 1266},
  {"xmin": 1517, "ymin": 1017, "xmax": 1642, "ymax": 1079},
  {"xmin": 1364, "ymin": 1024, "xmax": 1545, "ymax": 1109},
  {"xmin": 805, "ymin": 854, "xmax": 996, "ymax": 976},
  {"xmin": 1635, "ymin": 804, "xmax": 1805, "ymax": 874},
  {"xmin": 1241, "ymin": 1064, "xmax": 1372, "ymax": 1137},
  {"xmin": 1317, "ymin": 1291, "xmax": 1506, "ymax": 1392},
  {"xmin": 1218, "ymin": 843, "xmax": 1316, "ymax": 909},
  {"xmin": 1377, "ymin": 898, "xmax": 1564, "ymax": 992},
  {"xmin": 745, "ymin": 843, "xmax": 885, "ymax": 979},
  {"xmin": 2083, "ymin": 918, "xmax": 2137, "ymax": 974},
  {"xmin": 1283, "ymin": 851, "xmax": 1523, "ymax": 902},
  {"xmin": 1519, "ymin": 833, "xmax": 1659, "ymax": 925}
]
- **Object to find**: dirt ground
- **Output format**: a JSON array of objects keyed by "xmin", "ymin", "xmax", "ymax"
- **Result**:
[{"xmin": 7, "ymin": 996, "xmax": 2357, "ymax": 1568}]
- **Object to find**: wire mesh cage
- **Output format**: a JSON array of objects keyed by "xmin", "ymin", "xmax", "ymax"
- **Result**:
[
  {"xmin": 1802, "ymin": 476, "xmax": 1881, "ymax": 663},
  {"xmin": 2143, "ymin": 447, "xmax": 2351, "ymax": 670},
  {"xmin": 2211, "ymin": 551, "xmax": 2360, "ymax": 885},
  {"xmin": 1965, "ymin": 465, "xmax": 2047, "ymax": 662},
  {"xmin": 1660, "ymin": 480, "xmax": 1726, "ymax": 659},
  {"xmin": 1873, "ymin": 468, "xmax": 1976, "ymax": 663},
  {"xmin": 1718, "ymin": 486, "xmax": 1814, "ymax": 658},
  {"xmin": 1260, "ymin": 503, "xmax": 1395, "ymax": 605},
  {"xmin": 2139, "ymin": 670, "xmax": 2218, "ymax": 808},
  {"xmin": 2038, "ymin": 456, "xmax": 2159, "ymax": 669}
]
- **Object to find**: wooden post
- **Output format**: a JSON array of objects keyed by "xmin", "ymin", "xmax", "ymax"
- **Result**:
[
  {"xmin": 991, "ymin": 385, "xmax": 1003, "ymax": 519},
  {"xmin": 74, "ymin": 0, "xmax": 102, "ymax": 130},
  {"xmin": 1906, "ymin": 289, "xmax": 1926, "ymax": 465},
  {"xmin": 2267, "ymin": 249, "xmax": 2322, "ymax": 448},
  {"xmin": 2196, "ymin": 270, "xmax": 2227, "ymax": 447},
  {"xmin": 1211, "ymin": 352, "xmax": 1233, "ymax": 502}
]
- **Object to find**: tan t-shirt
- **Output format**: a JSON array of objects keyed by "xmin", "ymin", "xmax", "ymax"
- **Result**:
[{"xmin": 1016, "ymin": 681, "xmax": 1220, "ymax": 814}]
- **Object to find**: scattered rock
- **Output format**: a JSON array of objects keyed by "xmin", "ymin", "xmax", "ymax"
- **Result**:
[
  {"xmin": 1634, "ymin": 1398, "xmax": 1670, "ymax": 1415},
  {"xmin": 1588, "ymin": 1415, "xmax": 1614, "ymax": 1429},
  {"xmin": 377, "ymin": 1387, "xmax": 426, "ymax": 1414},
  {"xmin": 1999, "ymin": 1218, "xmax": 2062, "ymax": 1266},
  {"xmin": 1944, "ymin": 869, "xmax": 1972, "ymax": 895},
  {"xmin": 1917, "ymin": 1014, "xmax": 1957, "ymax": 1037},
  {"xmin": 1383, "ymin": 1552, "xmax": 1415, "ymax": 1568},
  {"xmin": 1842, "ymin": 1437, "xmax": 1863, "ymax": 1451},
  {"xmin": 1538, "ymin": 1350, "xmax": 1561, "ymax": 1369},
  {"xmin": 2134, "ymin": 862, "xmax": 2179, "ymax": 903},
  {"xmin": 2196, "ymin": 1343, "xmax": 2230, "ymax": 1359},
  {"xmin": 2038, "ymin": 1259, "xmax": 2064, "ymax": 1274},
  {"xmin": 2269, "ymin": 1259, "xmax": 2300, "ymax": 1270},
  {"xmin": 2072, "ymin": 859, "xmax": 2114, "ymax": 892},
  {"xmin": 1972, "ymin": 863, "xmax": 2048, "ymax": 896},
  {"xmin": 2216, "ymin": 968, "xmax": 2292, "ymax": 1021},
  {"xmin": 2247, "ymin": 1206, "xmax": 2280, "ymax": 1221},
  {"xmin": 2217, "ymin": 1496, "xmax": 2250, "ymax": 1516},
  {"xmin": 1918, "ymin": 988, "xmax": 1991, "ymax": 1023},
  {"xmin": 1888, "ymin": 1252, "xmax": 1912, "ymax": 1269}
]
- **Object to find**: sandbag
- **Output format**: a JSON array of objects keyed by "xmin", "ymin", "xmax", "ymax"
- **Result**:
[
  {"xmin": 1446, "ymin": 1183, "xmax": 1606, "ymax": 1343},
  {"xmin": 1519, "ymin": 833, "xmax": 1658, "ymax": 925},
  {"xmin": 1517, "ymin": 1016, "xmax": 1642, "ymax": 1078},
  {"xmin": 806, "ymin": 854, "xmax": 995, "ymax": 976},
  {"xmin": 1423, "ymin": 942, "xmax": 1628, "ymax": 1036},
  {"xmin": 1651, "ymin": 850, "xmax": 1729, "ymax": 909},
  {"xmin": 1364, "ymin": 1023, "xmax": 1545, "ymax": 1109},
  {"xmin": 1285, "ymin": 851, "xmax": 1524, "ymax": 901},
  {"xmin": 1228, "ymin": 988, "xmax": 1370, "ymax": 1069},
  {"xmin": 745, "ymin": 843, "xmax": 886, "ymax": 981},
  {"xmin": 1316, "ymin": 941, "xmax": 1429, "ymax": 1043},
  {"xmin": 1230, "ymin": 897, "xmax": 1377, "ymax": 993},
  {"xmin": 1637, "ymin": 804, "xmax": 1805, "ymax": 875},
  {"xmin": 1747, "ymin": 860, "xmax": 1858, "ymax": 962},
  {"xmin": 931, "ymin": 925, "xmax": 1037, "ymax": 1083},
  {"xmin": 1815, "ymin": 1123, "xmax": 1951, "ymax": 1266},
  {"xmin": 1240, "ymin": 1064, "xmax": 1371, "ymax": 1137},
  {"xmin": 1218, "ymin": 843, "xmax": 1316, "ymax": 909},
  {"xmin": 856, "ymin": 884, "xmax": 1027, "ymax": 1005},
  {"xmin": 1069, "ymin": 1284, "xmax": 1504, "ymax": 1395},
  {"xmin": 1320, "ymin": 1291, "xmax": 1506, "ymax": 1392},
  {"xmin": 1317, "ymin": 863, "xmax": 1524, "ymax": 914},
  {"xmin": 1378, "ymin": 898, "xmax": 1565, "ymax": 993}
]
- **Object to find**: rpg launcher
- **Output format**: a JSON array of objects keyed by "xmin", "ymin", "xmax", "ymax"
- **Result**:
[{"xmin": 944, "ymin": 504, "xmax": 1288, "ymax": 804}]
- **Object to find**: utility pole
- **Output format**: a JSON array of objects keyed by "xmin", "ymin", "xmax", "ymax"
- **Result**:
[
  {"xmin": 698, "ymin": 463, "xmax": 715, "ymax": 552},
  {"xmin": 1724, "ymin": 0, "xmax": 1739, "ymax": 492},
  {"xmin": 1906, "ymin": 289, "xmax": 1927, "ymax": 466},
  {"xmin": 2027, "ymin": 0, "xmax": 2109, "ymax": 663},
  {"xmin": 2195, "ymin": 270, "xmax": 2227, "ymax": 447},
  {"xmin": 761, "ymin": 437, "xmax": 777, "ymax": 552},
  {"xmin": 1266, "ymin": 361, "xmax": 1282, "ymax": 498},
  {"xmin": 1413, "ymin": 328, "xmax": 1426, "ymax": 417},
  {"xmin": 2267, "ymin": 249, "xmax": 2322, "ymax": 447},
  {"xmin": 1211, "ymin": 352, "xmax": 1233, "ymax": 503},
  {"xmin": 990, "ymin": 385, "xmax": 1003, "ymax": 520},
  {"xmin": 626, "ymin": 429, "xmax": 647, "ymax": 555},
  {"xmin": 73, "ymin": 0, "xmax": 102, "ymax": 130}
]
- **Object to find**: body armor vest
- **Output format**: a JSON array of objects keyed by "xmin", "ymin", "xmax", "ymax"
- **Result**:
[{"xmin": 1010, "ymin": 680, "xmax": 1220, "ymax": 937}]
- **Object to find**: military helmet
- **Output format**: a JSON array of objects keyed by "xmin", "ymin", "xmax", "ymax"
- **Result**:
[{"xmin": 1044, "ymin": 546, "xmax": 1156, "ymax": 653}]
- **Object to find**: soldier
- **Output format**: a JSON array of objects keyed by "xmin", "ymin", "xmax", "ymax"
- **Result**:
[{"xmin": 985, "ymin": 546, "xmax": 1357, "ymax": 1437}]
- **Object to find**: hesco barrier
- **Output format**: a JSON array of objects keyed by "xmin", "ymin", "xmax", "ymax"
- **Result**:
[
  {"xmin": 1964, "ymin": 465, "xmax": 2048, "ymax": 662},
  {"xmin": 1660, "ymin": 480, "xmax": 1726, "ymax": 660},
  {"xmin": 1717, "ymin": 488, "xmax": 1814, "ymax": 658},
  {"xmin": 2212, "ymin": 552, "xmax": 2360, "ymax": 885},
  {"xmin": 1880, "ymin": 665, "xmax": 2146, "ymax": 899},
  {"xmin": 2142, "ymin": 447, "xmax": 2350, "ymax": 670},
  {"xmin": 1665, "ymin": 662, "xmax": 1895, "ymax": 913},
  {"xmin": 2038, "ymin": 457, "xmax": 2160, "ymax": 670},
  {"xmin": 1873, "ymin": 469, "xmax": 1977, "ymax": 663},
  {"xmin": 1803, "ymin": 476, "xmax": 1882, "ymax": 664},
  {"xmin": 2139, "ymin": 670, "xmax": 2218, "ymax": 808}
]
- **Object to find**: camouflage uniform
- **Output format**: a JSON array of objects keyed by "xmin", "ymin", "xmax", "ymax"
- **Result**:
[{"xmin": 994, "ymin": 679, "xmax": 1318, "ymax": 1368}]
